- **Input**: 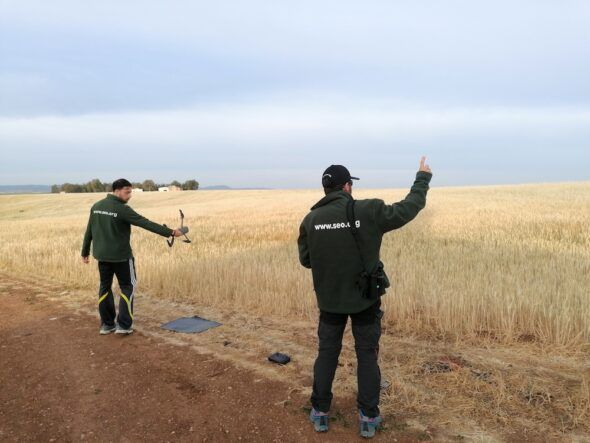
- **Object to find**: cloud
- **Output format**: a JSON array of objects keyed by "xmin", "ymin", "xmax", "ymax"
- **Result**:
[
  {"xmin": 1, "ymin": 96, "xmax": 588, "ymax": 186},
  {"xmin": 2, "ymin": 98, "xmax": 589, "ymax": 144},
  {"xmin": 2, "ymin": 0, "xmax": 590, "ymax": 117},
  {"xmin": 3, "ymin": 1, "xmax": 589, "ymax": 62},
  {"xmin": 1, "ymin": 1, "xmax": 589, "ymax": 185}
]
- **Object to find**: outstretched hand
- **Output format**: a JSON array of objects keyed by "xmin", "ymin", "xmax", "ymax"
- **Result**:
[
  {"xmin": 419, "ymin": 156, "xmax": 432, "ymax": 173},
  {"xmin": 172, "ymin": 229, "xmax": 184, "ymax": 237}
]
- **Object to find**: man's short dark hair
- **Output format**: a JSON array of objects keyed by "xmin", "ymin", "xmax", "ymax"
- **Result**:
[
  {"xmin": 323, "ymin": 179, "xmax": 353, "ymax": 195},
  {"xmin": 112, "ymin": 178, "xmax": 132, "ymax": 191},
  {"xmin": 324, "ymin": 185, "xmax": 344, "ymax": 195}
]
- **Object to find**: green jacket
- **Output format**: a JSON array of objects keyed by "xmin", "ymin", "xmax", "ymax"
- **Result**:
[
  {"xmin": 298, "ymin": 171, "xmax": 432, "ymax": 314},
  {"xmin": 81, "ymin": 194, "xmax": 173, "ymax": 262}
]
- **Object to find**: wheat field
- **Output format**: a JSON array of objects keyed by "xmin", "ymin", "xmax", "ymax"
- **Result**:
[{"xmin": 0, "ymin": 182, "xmax": 589, "ymax": 349}]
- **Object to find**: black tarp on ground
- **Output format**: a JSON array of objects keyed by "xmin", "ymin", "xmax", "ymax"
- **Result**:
[{"xmin": 161, "ymin": 316, "xmax": 221, "ymax": 333}]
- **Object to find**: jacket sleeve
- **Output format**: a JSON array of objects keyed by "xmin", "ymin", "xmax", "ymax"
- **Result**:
[
  {"xmin": 120, "ymin": 206, "xmax": 174, "ymax": 237},
  {"xmin": 374, "ymin": 171, "xmax": 432, "ymax": 233},
  {"xmin": 297, "ymin": 220, "xmax": 312, "ymax": 268},
  {"xmin": 81, "ymin": 211, "xmax": 93, "ymax": 256}
]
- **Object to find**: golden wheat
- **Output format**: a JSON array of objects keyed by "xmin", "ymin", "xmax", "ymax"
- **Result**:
[{"xmin": 0, "ymin": 182, "xmax": 589, "ymax": 348}]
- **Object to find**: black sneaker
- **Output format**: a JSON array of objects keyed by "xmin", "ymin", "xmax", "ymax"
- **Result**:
[{"xmin": 99, "ymin": 324, "xmax": 117, "ymax": 335}]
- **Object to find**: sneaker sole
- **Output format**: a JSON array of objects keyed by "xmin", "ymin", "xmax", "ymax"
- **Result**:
[
  {"xmin": 115, "ymin": 329, "xmax": 134, "ymax": 335},
  {"xmin": 99, "ymin": 328, "xmax": 116, "ymax": 335},
  {"xmin": 360, "ymin": 425, "xmax": 378, "ymax": 439},
  {"xmin": 311, "ymin": 422, "xmax": 328, "ymax": 433}
]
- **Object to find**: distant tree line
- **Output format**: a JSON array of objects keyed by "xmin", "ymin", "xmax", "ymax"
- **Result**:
[{"xmin": 51, "ymin": 179, "xmax": 199, "ymax": 193}]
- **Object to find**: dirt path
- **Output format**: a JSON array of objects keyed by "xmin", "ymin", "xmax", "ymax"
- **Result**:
[
  {"xmin": 0, "ymin": 275, "xmax": 422, "ymax": 442},
  {"xmin": 2, "ymin": 273, "xmax": 588, "ymax": 442}
]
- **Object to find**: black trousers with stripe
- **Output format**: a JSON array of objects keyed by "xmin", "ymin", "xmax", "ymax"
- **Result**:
[{"xmin": 97, "ymin": 258, "xmax": 137, "ymax": 329}]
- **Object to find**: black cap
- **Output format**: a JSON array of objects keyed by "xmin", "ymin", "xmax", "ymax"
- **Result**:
[{"xmin": 321, "ymin": 165, "xmax": 359, "ymax": 188}]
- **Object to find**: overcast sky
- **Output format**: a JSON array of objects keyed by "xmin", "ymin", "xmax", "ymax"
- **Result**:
[{"xmin": 1, "ymin": 1, "xmax": 589, "ymax": 188}]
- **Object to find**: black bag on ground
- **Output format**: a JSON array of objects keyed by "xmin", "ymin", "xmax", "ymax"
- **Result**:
[{"xmin": 268, "ymin": 352, "xmax": 291, "ymax": 365}]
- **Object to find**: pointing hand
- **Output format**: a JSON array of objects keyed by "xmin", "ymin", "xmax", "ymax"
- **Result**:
[{"xmin": 419, "ymin": 156, "xmax": 432, "ymax": 173}]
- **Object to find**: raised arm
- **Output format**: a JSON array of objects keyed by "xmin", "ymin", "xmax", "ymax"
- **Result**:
[{"xmin": 375, "ymin": 156, "xmax": 433, "ymax": 233}]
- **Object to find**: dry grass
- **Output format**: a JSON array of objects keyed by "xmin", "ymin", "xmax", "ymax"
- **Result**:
[{"xmin": 0, "ymin": 182, "xmax": 589, "ymax": 440}]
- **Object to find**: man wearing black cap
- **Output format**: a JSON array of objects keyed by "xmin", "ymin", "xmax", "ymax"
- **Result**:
[{"xmin": 298, "ymin": 157, "xmax": 432, "ymax": 438}]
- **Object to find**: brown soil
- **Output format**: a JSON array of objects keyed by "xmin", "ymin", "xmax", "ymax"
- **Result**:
[{"xmin": 0, "ymin": 275, "xmax": 423, "ymax": 442}]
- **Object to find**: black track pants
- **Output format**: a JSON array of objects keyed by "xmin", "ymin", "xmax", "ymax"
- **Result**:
[
  {"xmin": 311, "ymin": 300, "xmax": 382, "ymax": 417},
  {"xmin": 97, "ymin": 258, "xmax": 137, "ymax": 329}
]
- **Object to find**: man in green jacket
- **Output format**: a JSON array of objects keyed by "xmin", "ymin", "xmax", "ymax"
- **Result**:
[
  {"xmin": 81, "ymin": 178, "xmax": 183, "ymax": 335},
  {"xmin": 298, "ymin": 157, "xmax": 432, "ymax": 438}
]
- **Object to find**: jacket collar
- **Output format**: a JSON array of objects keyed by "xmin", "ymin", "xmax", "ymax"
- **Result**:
[
  {"xmin": 311, "ymin": 190, "xmax": 352, "ymax": 210},
  {"xmin": 107, "ymin": 193, "xmax": 127, "ymax": 204}
]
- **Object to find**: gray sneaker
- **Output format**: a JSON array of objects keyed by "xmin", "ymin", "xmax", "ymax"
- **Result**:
[
  {"xmin": 309, "ymin": 408, "xmax": 329, "ymax": 432},
  {"xmin": 115, "ymin": 325, "xmax": 134, "ymax": 335},
  {"xmin": 359, "ymin": 410, "xmax": 383, "ymax": 438},
  {"xmin": 99, "ymin": 324, "xmax": 117, "ymax": 335}
]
